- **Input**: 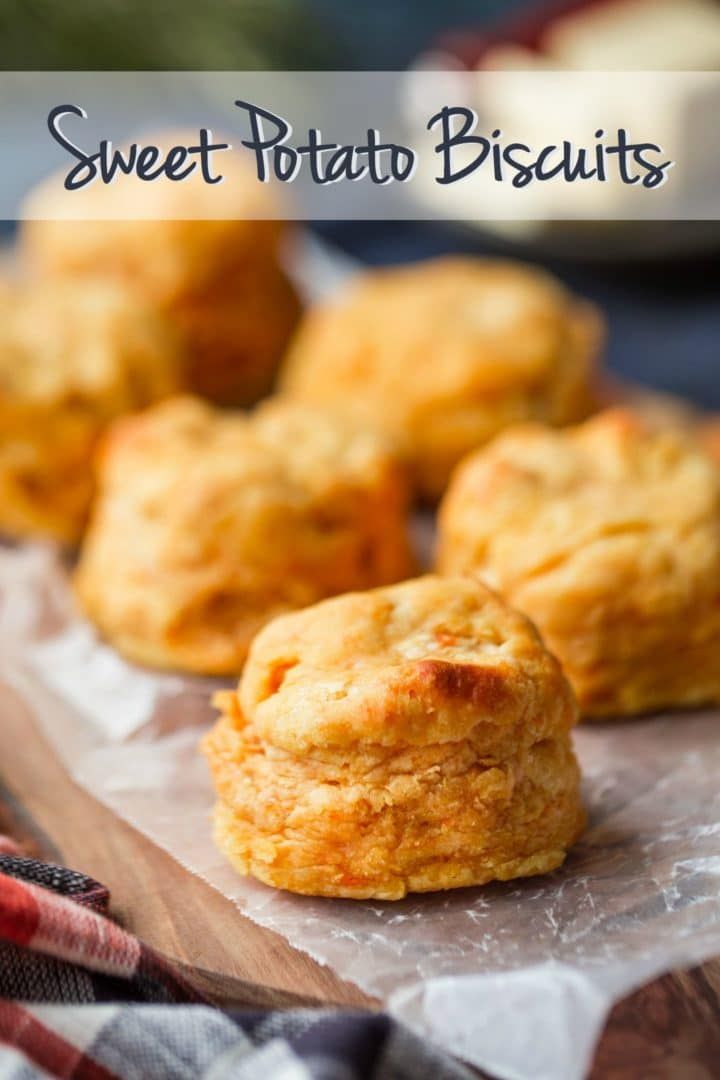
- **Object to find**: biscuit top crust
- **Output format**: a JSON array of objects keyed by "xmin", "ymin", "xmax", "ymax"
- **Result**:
[
  {"xmin": 283, "ymin": 256, "xmax": 601, "ymax": 399},
  {"xmin": 0, "ymin": 279, "xmax": 180, "ymax": 410},
  {"xmin": 440, "ymin": 408, "xmax": 720, "ymax": 596},
  {"xmin": 236, "ymin": 575, "xmax": 576, "ymax": 754},
  {"xmin": 99, "ymin": 394, "xmax": 403, "ymax": 501}
]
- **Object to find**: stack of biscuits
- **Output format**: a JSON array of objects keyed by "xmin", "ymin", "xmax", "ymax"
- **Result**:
[
  {"xmin": 4, "ymin": 149, "xmax": 720, "ymax": 901},
  {"xmin": 203, "ymin": 576, "xmax": 585, "ymax": 899}
]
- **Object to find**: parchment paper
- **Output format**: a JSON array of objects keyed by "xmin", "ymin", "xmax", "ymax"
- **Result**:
[{"xmin": 2, "ymin": 542, "xmax": 720, "ymax": 1080}]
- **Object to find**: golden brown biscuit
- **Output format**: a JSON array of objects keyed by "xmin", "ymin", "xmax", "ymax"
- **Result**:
[
  {"xmin": 598, "ymin": 376, "xmax": 700, "ymax": 434},
  {"xmin": 170, "ymin": 267, "xmax": 302, "ymax": 405},
  {"xmin": 203, "ymin": 575, "xmax": 584, "ymax": 899},
  {"xmin": 281, "ymin": 257, "xmax": 603, "ymax": 500},
  {"xmin": 0, "ymin": 279, "xmax": 181, "ymax": 543},
  {"xmin": 21, "ymin": 135, "xmax": 301, "ymax": 406},
  {"xmin": 700, "ymin": 417, "xmax": 720, "ymax": 465},
  {"xmin": 438, "ymin": 409, "xmax": 720, "ymax": 718},
  {"xmin": 75, "ymin": 395, "xmax": 415, "ymax": 675}
]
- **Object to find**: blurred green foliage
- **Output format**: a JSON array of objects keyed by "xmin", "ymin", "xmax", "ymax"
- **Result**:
[{"xmin": 0, "ymin": 0, "xmax": 343, "ymax": 69}]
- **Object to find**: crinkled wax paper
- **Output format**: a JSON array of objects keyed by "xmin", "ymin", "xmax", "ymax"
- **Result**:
[{"xmin": 3, "ymin": 543, "xmax": 720, "ymax": 1080}]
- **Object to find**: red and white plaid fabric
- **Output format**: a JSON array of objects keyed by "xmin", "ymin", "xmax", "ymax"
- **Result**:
[
  {"xmin": 0, "ymin": 874, "xmax": 140, "ymax": 977},
  {"xmin": 0, "ymin": 836, "xmax": 473, "ymax": 1080}
]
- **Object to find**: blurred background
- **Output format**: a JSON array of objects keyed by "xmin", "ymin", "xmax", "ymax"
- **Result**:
[{"xmin": 1, "ymin": 0, "xmax": 718, "ymax": 406}]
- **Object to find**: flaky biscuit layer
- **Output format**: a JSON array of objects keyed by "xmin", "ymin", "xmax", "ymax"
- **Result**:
[
  {"xmin": 281, "ymin": 257, "xmax": 602, "ymax": 499},
  {"xmin": 438, "ymin": 408, "xmax": 720, "ymax": 717}
]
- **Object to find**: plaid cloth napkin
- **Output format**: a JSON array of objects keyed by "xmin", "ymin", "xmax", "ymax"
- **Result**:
[{"xmin": 0, "ymin": 838, "xmax": 475, "ymax": 1080}]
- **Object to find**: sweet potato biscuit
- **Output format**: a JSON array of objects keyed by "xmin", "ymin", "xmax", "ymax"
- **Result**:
[
  {"xmin": 202, "ymin": 575, "xmax": 585, "ymax": 899},
  {"xmin": 75, "ymin": 396, "xmax": 415, "ymax": 675},
  {"xmin": 700, "ymin": 418, "xmax": 720, "ymax": 465},
  {"xmin": 599, "ymin": 376, "xmax": 700, "ymax": 434},
  {"xmin": 438, "ymin": 408, "xmax": 720, "ymax": 717},
  {"xmin": 0, "ymin": 279, "xmax": 181, "ymax": 543},
  {"xmin": 169, "ymin": 267, "xmax": 302, "ymax": 405},
  {"xmin": 281, "ymin": 257, "xmax": 603, "ymax": 500},
  {"xmin": 21, "ymin": 136, "xmax": 301, "ymax": 406}
]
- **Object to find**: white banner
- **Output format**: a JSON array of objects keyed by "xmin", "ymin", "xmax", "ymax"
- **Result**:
[{"xmin": 2, "ymin": 71, "xmax": 720, "ymax": 219}]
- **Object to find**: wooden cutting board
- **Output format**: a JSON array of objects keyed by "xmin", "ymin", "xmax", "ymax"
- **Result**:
[{"xmin": 1, "ymin": 682, "xmax": 719, "ymax": 1079}]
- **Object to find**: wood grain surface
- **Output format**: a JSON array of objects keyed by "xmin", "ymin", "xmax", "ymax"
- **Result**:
[{"xmin": 1, "ymin": 682, "xmax": 719, "ymax": 1078}]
